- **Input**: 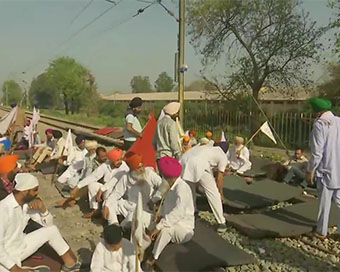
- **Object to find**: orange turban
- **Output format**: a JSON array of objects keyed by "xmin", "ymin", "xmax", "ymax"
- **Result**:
[
  {"xmin": 0, "ymin": 155, "xmax": 19, "ymax": 174},
  {"xmin": 107, "ymin": 149, "xmax": 123, "ymax": 162},
  {"xmin": 206, "ymin": 131, "xmax": 213, "ymax": 138},
  {"xmin": 183, "ymin": 136, "xmax": 190, "ymax": 143},
  {"xmin": 124, "ymin": 151, "xmax": 143, "ymax": 171}
]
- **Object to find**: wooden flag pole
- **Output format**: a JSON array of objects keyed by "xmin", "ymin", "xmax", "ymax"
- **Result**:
[
  {"xmin": 135, "ymin": 244, "xmax": 140, "ymax": 272},
  {"xmin": 239, "ymin": 126, "xmax": 262, "ymax": 153}
]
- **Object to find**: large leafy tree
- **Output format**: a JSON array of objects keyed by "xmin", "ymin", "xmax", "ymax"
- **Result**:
[
  {"xmin": 1, "ymin": 80, "xmax": 23, "ymax": 105},
  {"xmin": 329, "ymin": 0, "xmax": 340, "ymax": 54},
  {"xmin": 154, "ymin": 72, "xmax": 175, "ymax": 92},
  {"xmin": 187, "ymin": 0, "xmax": 327, "ymax": 102},
  {"xmin": 319, "ymin": 63, "xmax": 340, "ymax": 107},
  {"xmin": 47, "ymin": 57, "xmax": 98, "ymax": 114},
  {"xmin": 130, "ymin": 76, "xmax": 153, "ymax": 93},
  {"xmin": 29, "ymin": 73, "xmax": 61, "ymax": 109}
]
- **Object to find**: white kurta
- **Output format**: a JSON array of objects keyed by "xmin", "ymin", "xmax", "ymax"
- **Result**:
[
  {"xmin": 180, "ymin": 145, "xmax": 227, "ymax": 224},
  {"xmin": 57, "ymin": 146, "xmax": 88, "ymax": 188},
  {"xmin": 152, "ymin": 178, "xmax": 195, "ymax": 260},
  {"xmin": 90, "ymin": 238, "xmax": 135, "ymax": 272},
  {"xmin": 0, "ymin": 194, "xmax": 69, "ymax": 271},
  {"xmin": 50, "ymin": 138, "xmax": 66, "ymax": 160},
  {"xmin": 77, "ymin": 162, "xmax": 129, "ymax": 210},
  {"xmin": 104, "ymin": 168, "xmax": 162, "ymax": 225},
  {"xmin": 226, "ymin": 145, "xmax": 252, "ymax": 174}
]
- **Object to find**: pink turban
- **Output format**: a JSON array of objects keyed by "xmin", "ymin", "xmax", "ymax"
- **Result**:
[
  {"xmin": 158, "ymin": 156, "xmax": 182, "ymax": 178},
  {"xmin": 107, "ymin": 149, "xmax": 123, "ymax": 162}
]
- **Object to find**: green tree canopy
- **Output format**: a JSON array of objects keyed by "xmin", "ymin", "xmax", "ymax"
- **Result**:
[
  {"xmin": 319, "ymin": 63, "xmax": 340, "ymax": 107},
  {"xmin": 130, "ymin": 76, "xmax": 153, "ymax": 93},
  {"xmin": 47, "ymin": 57, "xmax": 98, "ymax": 114},
  {"xmin": 29, "ymin": 73, "xmax": 61, "ymax": 109},
  {"xmin": 1, "ymin": 80, "xmax": 23, "ymax": 105},
  {"xmin": 187, "ymin": 0, "xmax": 327, "ymax": 102},
  {"xmin": 154, "ymin": 72, "xmax": 175, "ymax": 92}
]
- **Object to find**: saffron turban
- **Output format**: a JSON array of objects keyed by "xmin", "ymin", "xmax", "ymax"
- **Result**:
[
  {"xmin": 158, "ymin": 156, "xmax": 182, "ymax": 178},
  {"xmin": 45, "ymin": 129, "xmax": 53, "ymax": 135},
  {"xmin": 309, "ymin": 98, "xmax": 332, "ymax": 113},
  {"xmin": 85, "ymin": 140, "xmax": 98, "ymax": 150},
  {"xmin": 124, "ymin": 151, "xmax": 143, "ymax": 170},
  {"xmin": 183, "ymin": 136, "xmax": 190, "ymax": 143},
  {"xmin": 14, "ymin": 173, "xmax": 39, "ymax": 191},
  {"xmin": 108, "ymin": 149, "xmax": 123, "ymax": 162},
  {"xmin": 0, "ymin": 155, "xmax": 19, "ymax": 174},
  {"xmin": 199, "ymin": 137, "xmax": 210, "ymax": 145},
  {"xmin": 163, "ymin": 102, "xmax": 181, "ymax": 116},
  {"xmin": 206, "ymin": 131, "xmax": 213, "ymax": 138},
  {"xmin": 214, "ymin": 141, "xmax": 229, "ymax": 154},
  {"xmin": 129, "ymin": 97, "xmax": 143, "ymax": 108}
]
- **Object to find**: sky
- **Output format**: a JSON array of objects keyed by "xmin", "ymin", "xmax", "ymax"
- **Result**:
[{"xmin": 0, "ymin": 0, "xmax": 335, "ymax": 94}]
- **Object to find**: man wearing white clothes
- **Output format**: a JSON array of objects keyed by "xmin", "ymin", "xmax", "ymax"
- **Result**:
[
  {"xmin": 142, "ymin": 157, "xmax": 195, "ymax": 271},
  {"xmin": 226, "ymin": 136, "xmax": 252, "ymax": 174},
  {"xmin": 70, "ymin": 149, "xmax": 129, "ymax": 219},
  {"xmin": 181, "ymin": 142, "xmax": 229, "ymax": 233},
  {"xmin": 57, "ymin": 135, "xmax": 88, "ymax": 189},
  {"xmin": 0, "ymin": 173, "xmax": 80, "ymax": 272},
  {"xmin": 91, "ymin": 224, "xmax": 135, "ymax": 272},
  {"xmin": 49, "ymin": 130, "xmax": 66, "ymax": 160},
  {"xmin": 103, "ymin": 152, "xmax": 162, "ymax": 228},
  {"xmin": 306, "ymin": 98, "xmax": 340, "ymax": 238}
]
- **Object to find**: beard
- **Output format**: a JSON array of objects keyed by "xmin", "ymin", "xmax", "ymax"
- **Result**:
[
  {"xmin": 130, "ymin": 169, "xmax": 149, "ymax": 185},
  {"xmin": 24, "ymin": 193, "xmax": 37, "ymax": 203}
]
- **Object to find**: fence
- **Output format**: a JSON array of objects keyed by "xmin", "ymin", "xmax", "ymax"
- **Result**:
[{"xmin": 184, "ymin": 109, "xmax": 314, "ymax": 149}]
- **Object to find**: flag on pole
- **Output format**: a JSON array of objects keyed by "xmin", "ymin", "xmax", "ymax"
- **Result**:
[
  {"xmin": 0, "ymin": 106, "xmax": 18, "ymax": 135},
  {"xmin": 27, "ymin": 107, "xmax": 41, "ymax": 148},
  {"xmin": 260, "ymin": 121, "xmax": 277, "ymax": 144},
  {"xmin": 64, "ymin": 129, "xmax": 74, "ymax": 164},
  {"xmin": 158, "ymin": 109, "xmax": 165, "ymax": 121},
  {"xmin": 221, "ymin": 131, "xmax": 226, "ymax": 142}
]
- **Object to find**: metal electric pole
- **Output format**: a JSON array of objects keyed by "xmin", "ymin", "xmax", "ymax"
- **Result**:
[{"xmin": 178, "ymin": 0, "xmax": 185, "ymax": 126}]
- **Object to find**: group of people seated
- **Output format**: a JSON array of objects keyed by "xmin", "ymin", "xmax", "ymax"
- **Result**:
[{"xmin": 0, "ymin": 99, "xmax": 265, "ymax": 272}]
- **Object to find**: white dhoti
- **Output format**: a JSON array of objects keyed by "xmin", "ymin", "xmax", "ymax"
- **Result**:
[
  {"xmin": 0, "ymin": 225, "xmax": 69, "ymax": 272},
  {"xmin": 316, "ymin": 179, "xmax": 340, "ymax": 236},
  {"xmin": 32, "ymin": 147, "xmax": 52, "ymax": 164},
  {"xmin": 152, "ymin": 225, "xmax": 193, "ymax": 260},
  {"xmin": 88, "ymin": 182, "xmax": 110, "ymax": 210},
  {"xmin": 58, "ymin": 161, "xmax": 84, "ymax": 188},
  {"xmin": 107, "ymin": 199, "xmax": 136, "ymax": 226},
  {"xmin": 187, "ymin": 171, "xmax": 225, "ymax": 225}
]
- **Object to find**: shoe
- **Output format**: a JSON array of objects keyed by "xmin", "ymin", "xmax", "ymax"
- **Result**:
[
  {"xmin": 21, "ymin": 265, "xmax": 50, "ymax": 272},
  {"xmin": 217, "ymin": 223, "xmax": 227, "ymax": 233},
  {"xmin": 61, "ymin": 262, "xmax": 81, "ymax": 272},
  {"xmin": 141, "ymin": 261, "xmax": 154, "ymax": 272}
]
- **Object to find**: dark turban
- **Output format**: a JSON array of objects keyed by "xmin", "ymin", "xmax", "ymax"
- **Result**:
[
  {"xmin": 214, "ymin": 141, "xmax": 229, "ymax": 154},
  {"xmin": 75, "ymin": 135, "xmax": 86, "ymax": 145},
  {"xmin": 129, "ymin": 97, "xmax": 143, "ymax": 108},
  {"xmin": 52, "ymin": 130, "xmax": 62, "ymax": 139}
]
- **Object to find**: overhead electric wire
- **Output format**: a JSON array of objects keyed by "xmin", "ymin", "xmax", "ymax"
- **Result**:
[
  {"xmin": 70, "ymin": 0, "xmax": 95, "ymax": 25},
  {"xmin": 157, "ymin": 0, "xmax": 178, "ymax": 22}
]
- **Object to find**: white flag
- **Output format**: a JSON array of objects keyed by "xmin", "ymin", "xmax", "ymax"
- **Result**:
[
  {"xmin": 158, "ymin": 109, "xmax": 165, "ymax": 121},
  {"xmin": 133, "ymin": 191, "xmax": 144, "ymax": 247},
  {"xmin": 64, "ymin": 129, "xmax": 74, "ymax": 164},
  {"xmin": 260, "ymin": 121, "xmax": 277, "ymax": 144},
  {"xmin": 221, "ymin": 131, "xmax": 226, "ymax": 142},
  {"xmin": 31, "ymin": 107, "xmax": 40, "ymax": 127},
  {"xmin": 0, "ymin": 106, "xmax": 18, "ymax": 135}
]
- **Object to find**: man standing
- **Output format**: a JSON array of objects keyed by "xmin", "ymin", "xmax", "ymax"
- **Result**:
[
  {"xmin": 306, "ymin": 98, "xmax": 340, "ymax": 238},
  {"xmin": 142, "ymin": 157, "xmax": 195, "ymax": 271},
  {"xmin": 103, "ymin": 152, "xmax": 162, "ymax": 228},
  {"xmin": 71, "ymin": 149, "xmax": 129, "ymax": 218},
  {"xmin": 0, "ymin": 173, "xmax": 80, "ymax": 272},
  {"xmin": 181, "ymin": 143, "xmax": 228, "ymax": 232},
  {"xmin": 123, "ymin": 97, "xmax": 143, "ymax": 150},
  {"xmin": 153, "ymin": 102, "xmax": 182, "ymax": 160}
]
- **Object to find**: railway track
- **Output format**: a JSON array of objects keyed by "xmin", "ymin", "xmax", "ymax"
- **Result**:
[{"xmin": 0, "ymin": 106, "xmax": 123, "ymax": 147}]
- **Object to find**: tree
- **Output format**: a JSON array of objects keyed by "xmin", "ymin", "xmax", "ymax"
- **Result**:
[
  {"xmin": 1, "ymin": 80, "xmax": 23, "ymax": 105},
  {"xmin": 130, "ymin": 76, "xmax": 153, "ymax": 93},
  {"xmin": 154, "ymin": 72, "xmax": 175, "ymax": 92},
  {"xmin": 47, "ymin": 57, "xmax": 98, "ymax": 114},
  {"xmin": 319, "ymin": 63, "xmax": 340, "ymax": 107},
  {"xmin": 187, "ymin": 0, "xmax": 327, "ymax": 103},
  {"xmin": 29, "ymin": 73, "xmax": 61, "ymax": 109},
  {"xmin": 329, "ymin": 0, "xmax": 340, "ymax": 54},
  {"xmin": 185, "ymin": 79, "xmax": 216, "ymax": 92}
]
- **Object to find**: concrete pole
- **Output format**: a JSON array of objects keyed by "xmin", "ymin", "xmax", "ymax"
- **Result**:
[{"xmin": 178, "ymin": 0, "xmax": 185, "ymax": 126}]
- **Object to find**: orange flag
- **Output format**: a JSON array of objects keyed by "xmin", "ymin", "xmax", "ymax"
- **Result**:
[{"xmin": 129, "ymin": 111, "xmax": 157, "ymax": 170}]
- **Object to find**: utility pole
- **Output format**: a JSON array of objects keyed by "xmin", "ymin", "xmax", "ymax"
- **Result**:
[
  {"xmin": 5, "ymin": 84, "xmax": 8, "ymax": 106},
  {"xmin": 178, "ymin": 0, "xmax": 185, "ymax": 126}
]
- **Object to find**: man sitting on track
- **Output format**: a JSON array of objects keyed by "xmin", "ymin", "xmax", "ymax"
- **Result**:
[
  {"xmin": 29, "ymin": 129, "xmax": 55, "ymax": 169},
  {"xmin": 70, "ymin": 149, "xmax": 129, "ymax": 218},
  {"xmin": 0, "ymin": 173, "xmax": 80, "ymax": 272},
  {"xmin": 226, "ymin": 136, "xmax": 252, "ymax": 174}
]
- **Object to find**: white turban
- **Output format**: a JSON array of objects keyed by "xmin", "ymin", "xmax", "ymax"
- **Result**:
[
  {"xmin": 14, "ymin": 173, "xmax": 39, "ymax": 191},
  {"xmin": 199, "ymin": 137, "xmax": 210, "ymax": 145},
  {"xmin": 85, "ymin": 140, "xmax": 98, "ymax": 150},
  {"xmin": 235, "ymin": 136, "xmax": 244, "ymax": 144},
  {"xmin": 163, "ymin": 102, "xmax": 181, "ymax": 116}
]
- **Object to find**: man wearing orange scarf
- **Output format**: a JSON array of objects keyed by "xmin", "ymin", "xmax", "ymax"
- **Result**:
[
  {"xmin": 0, "ymin": 155, "xmax": 19, "ymax": 201},
  {"xmin": 102, "ymin": 152, "xmax": 163, "ymax": 228}
]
